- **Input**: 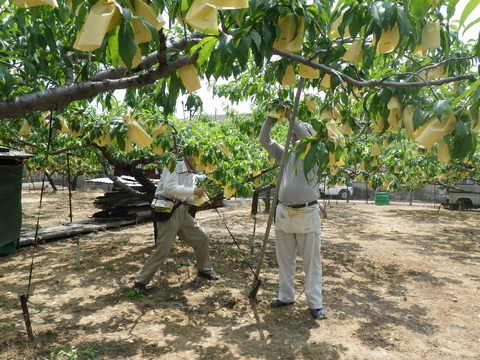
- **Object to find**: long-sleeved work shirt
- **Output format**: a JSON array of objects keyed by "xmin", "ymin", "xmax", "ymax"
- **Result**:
[
  {"xmin": 259, "ymin": 118, "xmax": 320, "ymax": 206},
  {"xmin": 154, "ymin": 160, "xmax": 198, "ymax": 204}
]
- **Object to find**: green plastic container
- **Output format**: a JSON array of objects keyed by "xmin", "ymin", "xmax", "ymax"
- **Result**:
[
  {"xmin": 375, "ymin": 192, "xmax": 390, "ymax": 205},
  {"xmin": 0, "ymin": 165, "xmax": 23, "ymax": 255}
]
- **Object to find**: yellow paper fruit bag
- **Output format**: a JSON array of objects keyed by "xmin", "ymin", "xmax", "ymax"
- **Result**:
[
  {"xmin": 209, "ymin": 0, "xmax": 249, "ymax": 9},
  {"xmin": 19, "ymin": 120, "xmax": 31, "ymax": 136},
  {"xmin": 306, "ymin": 97, "xmax": 317, "ymax": 111},
  {"xmin": 342, "ymin": 40, "xmax": 363, "ymax": 62},
  {"xmin": 402, "ymin": 105, "xmax": 415, "ymax": 137},
  {"xmin": 437, "ymin": 139, "xmax": 450, "ymax": 163},
  {"xmin": 387, "ymin": 96, "xmax": 401, "ymax": 110},
  {"xmin": 376, "ymin": 23, "xmax": 399, "ymax": 54},
  {"xmin": 299, "ymin": 58, "xmax": 319, "ymax": 79},
  {"xmin": 185, "ymin": 0, "xmax": 218, "ymax": 33},
  {"xmin": 340, "ymin": 122, "xmax": 353, "ymax": 135},
  {"xmin": 132, "ymin": 0, "xmax": 165, "ymax": 44},
  {"xmin": 320, "ymin": 74, "xmax": 331, "ymax": 90},
  {"xmin": 415, "ymin": 114, "xmax": 456, "ymax": 149},
  {"xmin": 152, "ymin": 144, "xmax": 164, "ymax": 155},
  {"xmin": 74, "ymin": 0, "xmax": 120, "ymax": 52},
  {"xmin": 94, "ymin": 133, "xmax": 112, "ymax": 147},
  {"xmin": 224, "ymin": 185, "xmax": 236, "ymax": 199},
  {"xmin": 152, "ymin": 123, "xmax": 168, "ymax": 136},
  {"xmin": 125, "ymin": 115, "xmax": 153, "ymax": 148},
  {"xmin": 421, "ymin": 22, "xmax": 441, "ymax": 50},
  {"xmin": 281, "ymin": 64, "xmax": 296, "ymax": 86},
  {"xmin": 273, "ymin": 15, "xmax": 305, "ymax": 53},
  {"xmin": 426, "ymin": 64, "xmax": 446, "ymax": 80},
  {"xmin": 178, "ymin": 64, "xmax": 201, "ymax": 91},
  {"xmin": 387, "ymin": 109, "xmax": 401, "ymax": 131},
  {"xmin": 14, "ymin": 0, "xmax": 58, "ymax": 7},
  {"xmin": 329, "ymin": 12, "xmax": 350, "ymax": 38},
  {"xmin": 373, "ymin": 115, "xmax": 384, "ymax": 133}
]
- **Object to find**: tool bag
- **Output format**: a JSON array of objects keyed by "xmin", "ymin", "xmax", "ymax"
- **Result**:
[{"xmin": 151, "ymin": 198, "xmax": 181, "ymax": 222}]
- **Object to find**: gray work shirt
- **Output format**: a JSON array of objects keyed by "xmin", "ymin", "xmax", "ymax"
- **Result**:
[{"xmin": 259, "ymin": 118, "xmax": 320, "ymax": 206}]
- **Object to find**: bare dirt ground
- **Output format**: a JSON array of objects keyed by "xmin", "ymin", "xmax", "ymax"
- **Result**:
[{"xmin": 1, "ymin": 190, "xmax": 479, "ymax": 360}]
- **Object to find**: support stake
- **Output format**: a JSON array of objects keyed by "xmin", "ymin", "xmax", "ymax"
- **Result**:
[{"xmin": 19, "ymin": 295, "xmax": 34, "ymax": 341}]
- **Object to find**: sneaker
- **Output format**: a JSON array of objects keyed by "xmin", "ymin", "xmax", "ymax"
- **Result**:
[
  {"xmin": 197, "ymin": 269, "xmax": 220, "ymax": 281},
  {"xmin": 310, "ymin": 308, "xmax": 326, "ymax": 320},
  {"xmin": 270, "ymin": 299, "xmax": 295, "ymax": 308}
]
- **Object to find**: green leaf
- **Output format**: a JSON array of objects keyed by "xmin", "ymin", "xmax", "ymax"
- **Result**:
[
  {"xmin": 107, "ymin": 27, "xmax": 120, "ymax": 66},
  {"xmin": 460, "ymin": 0, "xmax": 480, "ymax": 26},
  {"xmin": 118, "ymin": 20, "xmax": 137, "ymax": 69},
  {"xmin": 198, "ymin": 37, "xmax": 218, "ymax": 66},
  {"xmin": 452, "ymin": 79, "xmax": 480, "ymax": 105},
  {"xmin": 369, "ymin": 1, "xmax": 385, "ymax": 28},
  {"xmin": 410, "ymin": 0, "xmax": 432, "ymax": 20},
  {"xmin": 447, "ymin": 0, "xmax": 460, "ymax": 18},
  {"xmin": 397, "ymin": 7, "xmax": 411, "ymax": 36},
  {"xmin": 190, "ymin": 36, "xmax": 218, "ymax": 66},
  {"xmin": 181, "ymin": 0, "xmax": 189, "ymax": 13},
  {"xmin": 463, "ymin": 17, "xmax": 480, "ymax": 35},
  {"xmin": 432, "ymin": 100, "xmax": 451, "ymax": 118},
  {"xmin": 450, "ymin": 121, "xmax": 476, "ymax": 159},
  {"xmin": 136, "ymin": 16, "xmax": 159, "ymax": 45},
  {"xmin": 250, "ymin": 30, "xmax": 262, "ymax": 51}
]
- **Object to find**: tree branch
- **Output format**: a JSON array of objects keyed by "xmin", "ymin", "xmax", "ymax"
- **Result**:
[
  {"xmin": 89, "ymin": 36, "xmax": 194, "ymax": 82},
  {"xmin": 273, "ymin": 49, "xmax": 477, "ymax": 89},
  {"xmin": 0, "ymin": 55, "xmax": 195, "ymax": 119},
  {"xmin": 95, "ymin": 145, "xmax": 156, "ymax": 196}
]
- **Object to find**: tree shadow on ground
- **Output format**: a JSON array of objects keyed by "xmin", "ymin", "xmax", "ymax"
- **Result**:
[{"xmin": 1, "ymin": 205, "xmax": 474, "ymax": 358}]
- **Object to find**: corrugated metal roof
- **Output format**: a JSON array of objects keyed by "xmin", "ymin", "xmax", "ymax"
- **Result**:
[{"xmin": 0, "ymin": 146, "xmax": 33, "ymax": 159}]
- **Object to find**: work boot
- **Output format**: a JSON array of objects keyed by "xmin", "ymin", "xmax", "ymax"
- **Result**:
[
  {"xmin": 197, "ymin": 269, "xmax": 220, "ymax": 280},
  {"xmin": 310, "ymin": 308, "xmax": 326, "ymax": 320},
  {"xmin": 270, "ymin": 299, "xmax": 295, "ymax": 308},
  {"xmin": 133, "ymin": 282, "xmax": 149, "ymax": 295}
]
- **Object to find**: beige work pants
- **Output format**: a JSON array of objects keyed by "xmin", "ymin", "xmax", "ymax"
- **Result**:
[
  {"xmin": 275, "ymin": 229, "xmax": 323, "ymax": 309},
  {"xmin": 136, "ymin": 204, "xmax": 210, "ymax": 285}
]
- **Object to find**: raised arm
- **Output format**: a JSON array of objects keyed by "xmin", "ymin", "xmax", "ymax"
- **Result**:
[{"xmin": 259, "ymin": 117, "xmax": 284, "ymax": 163}]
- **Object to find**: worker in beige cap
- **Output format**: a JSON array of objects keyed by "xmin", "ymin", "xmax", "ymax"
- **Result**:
[{"xmin": 259, "ymin": 111, "xmax": 326, "ymax": 320}]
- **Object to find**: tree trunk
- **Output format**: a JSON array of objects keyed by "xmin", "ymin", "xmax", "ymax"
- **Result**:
[
  {"xmin": 71, "ymin": 175, "xmax": 79, "ymax": 191},
  {"xmin": 44, "ymin": 170, "xmax": 57, "ymax": 192},
  {"xmin": 263, "ymin": 188, "xmax": 271, "ymax": 214}
]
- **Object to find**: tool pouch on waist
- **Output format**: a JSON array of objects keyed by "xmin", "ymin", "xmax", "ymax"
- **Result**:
[{"xmin": 151, "ymin": 198, "xmax": 180, "ymax": 222}]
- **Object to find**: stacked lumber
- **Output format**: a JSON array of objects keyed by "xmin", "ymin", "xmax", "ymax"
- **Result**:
[{"xmin": 93, "ymin": 189, "xmax": 150, "ymax": 219}]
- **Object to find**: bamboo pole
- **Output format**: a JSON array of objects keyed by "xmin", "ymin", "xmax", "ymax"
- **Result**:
[{"xmin": 19, "ymin": 295, "xmax": 34, "ymax": 341}]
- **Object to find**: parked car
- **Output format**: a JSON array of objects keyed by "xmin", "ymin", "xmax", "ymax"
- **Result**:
[
  {"xmin": 441, "ymin": 179, "xmax": 480, "ymax": 210},
  {"xmin": 319, "ymin": 183, "xmax": 354, "ymax": 200}
]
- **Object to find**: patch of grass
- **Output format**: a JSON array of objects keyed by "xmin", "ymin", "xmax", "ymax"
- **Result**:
[
  {"xmin": 121, "ymin": 287, "xmax": 146, "ymax": 300},
  {"xmin": 45, "ymin": 345, "xmax": 98, "ymax": 360},
  {"xmin": 177, "ymin": 259, "xmax": 191, "ymax": 266}
]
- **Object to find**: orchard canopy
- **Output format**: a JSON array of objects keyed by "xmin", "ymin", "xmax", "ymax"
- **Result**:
[{"xmin": 1, "ymin": 0, "xmax": 480, "ymax": 195}]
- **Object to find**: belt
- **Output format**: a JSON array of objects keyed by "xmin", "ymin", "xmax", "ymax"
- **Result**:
[{"xmin": 283, "ymin": 200, "xmax": 318, "ymax": 209}]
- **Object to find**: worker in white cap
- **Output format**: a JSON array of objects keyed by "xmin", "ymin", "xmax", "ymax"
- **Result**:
[{"xmin": 259, "ymin": 111, "xmax": 325, "ymax": 320}]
